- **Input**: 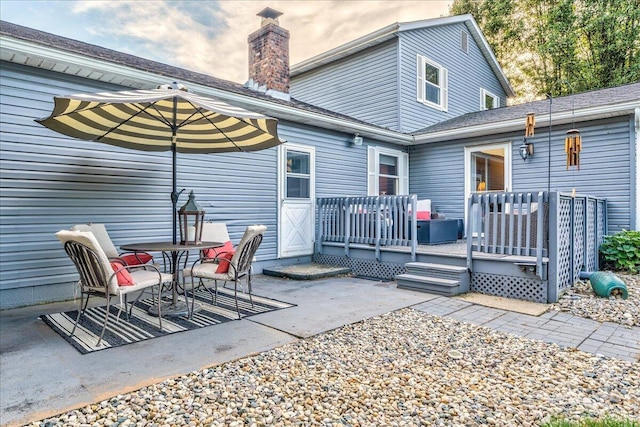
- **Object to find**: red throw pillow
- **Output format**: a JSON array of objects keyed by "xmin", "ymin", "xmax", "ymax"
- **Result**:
[
  {"xmin": 203, "ymin": 240, "xmax": 234, "ymax": 259},
  {"xmin": 416, "ymin": 211, "xmax": 431, "ymax": 220},
  {"xmin": 215, "ymin": 251, "xmax": 235, "ymax": 274},
  {"xmin": 120, "ymin": 253, "xmax": 153, "ymax": 265},
  {"xmin": 110, "ymin": 261, "xmax": 135, "ymax": 286}
]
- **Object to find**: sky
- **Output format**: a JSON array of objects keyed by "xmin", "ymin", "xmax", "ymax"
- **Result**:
[{"xmin": 0, "ymin": 0, "xmax": 454, "ymax": 84}]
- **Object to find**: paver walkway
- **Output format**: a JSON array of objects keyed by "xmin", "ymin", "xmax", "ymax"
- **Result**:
[{"xmin": 413, "ymin": 295, "xmax": 640, "ymax": 363}]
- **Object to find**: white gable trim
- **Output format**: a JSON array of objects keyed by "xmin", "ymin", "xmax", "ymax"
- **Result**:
[{"xmin": 291, "ymin": 14, "xmax": 514, "ymax": 98}]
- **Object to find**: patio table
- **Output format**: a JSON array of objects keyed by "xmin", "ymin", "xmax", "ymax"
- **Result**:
[{"xmin": 120, "ymin": 241, "xmax": 223, "ymax": 317}]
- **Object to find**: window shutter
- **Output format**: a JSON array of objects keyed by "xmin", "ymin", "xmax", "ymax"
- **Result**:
[
  {"xmin": 400, "ymin": 152, "xmax": 409, "ymax": 194},
  {"xmin": 367, "ymin": 146, "xmax": 377, "ymax": 196},
  {"xmin": 416, "ymin": 55, "xmax": 424, "ymax": 102},
  {"xmin": 441, "ymin": 67, "xmax": 448, "ymax": 112},
  {"xmin": 480, "ymin": 88, "xmax": 486, "ymax": 110}
]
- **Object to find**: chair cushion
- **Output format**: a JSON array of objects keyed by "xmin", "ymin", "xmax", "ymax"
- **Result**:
[
  {"xmin": 56, "ymin": 229, "xmax": 119, "ymax": 293},
  {"xmin": 215, "ymin": 251, "xmax": 235, "ymax": 273},
  {"xmin": 203, "ymin": 240, "xmax": 234, "ymax": 259},
  {"xmin": 110, "ymin": 261, "xmax": 135, "ymax": 286},
  {"xmin": 120, "ymin": 253, "xmax": 153, "ymax": 265},
  {"xmin": 71, "ymin": 223, "xmax": 120, "ymax": 259}
]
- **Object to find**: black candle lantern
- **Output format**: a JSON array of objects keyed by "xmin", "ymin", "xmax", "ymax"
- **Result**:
[{"xmin": 178, "ymin": 191, "xmax": 205, "ymax": 245}]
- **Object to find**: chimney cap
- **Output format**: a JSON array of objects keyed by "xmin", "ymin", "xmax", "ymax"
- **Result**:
[{"xmin": 257, "ymin": 7, "xmax": 283, "ymax": 20}]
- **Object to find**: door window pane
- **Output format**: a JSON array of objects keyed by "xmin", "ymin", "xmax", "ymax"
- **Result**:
[
  {"xmin": 287, "ymin": 177, "xmax": 310, "ymax": 198},
  {"xmin": 286, "ymin": 150, "xmax": 310, "ymax": 199},
  {"xmin": 287, "ymin": 151, "xmax": 310, "ymax": 174}
]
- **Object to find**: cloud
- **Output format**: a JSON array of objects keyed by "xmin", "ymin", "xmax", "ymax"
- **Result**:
[{"xmin": 3, "ymin": 0, "xmax": 453, "ymax": 83}]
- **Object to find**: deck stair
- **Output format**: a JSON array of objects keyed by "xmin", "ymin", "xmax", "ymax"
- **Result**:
[{"xmin": 396, "ymin": 262, "xmax": 469, "ymax": 296}]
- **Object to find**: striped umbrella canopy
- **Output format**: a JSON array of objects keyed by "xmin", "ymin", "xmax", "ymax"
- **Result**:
[{"xmin": 37, "ymin": 82, "xmax": 284, "ymax": 243}]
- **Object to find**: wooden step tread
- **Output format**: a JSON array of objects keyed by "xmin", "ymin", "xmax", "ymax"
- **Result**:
[
  {"xmin": 395, "ymin": 274, "xmax": 459, "ymax": 287},
  {"xmin": 404, "ymin": 262, "xmax": 467, "ymax": 273}
]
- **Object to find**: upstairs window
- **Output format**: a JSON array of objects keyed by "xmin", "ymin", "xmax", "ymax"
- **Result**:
[
  {"xmin": 480, "ymin": 88, "xmax": 500, "ymax": 110},
  {"xmin": 417, "ymin": 55, "xmax": 448, "ymax": 111}
]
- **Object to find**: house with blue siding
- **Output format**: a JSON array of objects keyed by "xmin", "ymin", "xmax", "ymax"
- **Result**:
[
  {"xmin": 1, "ymin": 11, "xmax": 638, "ymax": 309},
  {"xmin": 290, "ymin": 15, "xmax": 514, "ymax": 133}
]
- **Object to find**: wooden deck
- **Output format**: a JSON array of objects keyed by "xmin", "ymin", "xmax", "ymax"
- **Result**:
[{"xmin": 315, "ymin": 192, "xmax": 606, "ymax": 303}]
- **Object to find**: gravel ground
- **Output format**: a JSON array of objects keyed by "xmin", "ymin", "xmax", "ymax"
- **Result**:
[
  {"xmin": 550, "ymin": 273, "xmax": 640, "ymax": 327},
  {"xmin": 27, "ymin": 306, "xmax": 639, "ymax": 427}
]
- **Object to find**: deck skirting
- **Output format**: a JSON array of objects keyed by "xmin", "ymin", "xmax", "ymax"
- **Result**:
[
  {"xmin": 472, "ymin": 272, "xmax": 546, "ymax": 303},
  {"xmin": 313, "ymin": 253, "xmax": 405, "ymax": 280}
]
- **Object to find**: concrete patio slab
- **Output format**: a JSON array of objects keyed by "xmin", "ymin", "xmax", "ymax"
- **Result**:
[
  {"xmin": 262, "ymin": 263, "xmax": 351, "ymax": 280},
  {"xmin": 2, "ymin": 275, "xmax": 638, "ymax": 427},
  {"xmin": 0, "ymin": 275, "xmax": 431, "ymax": 426}
]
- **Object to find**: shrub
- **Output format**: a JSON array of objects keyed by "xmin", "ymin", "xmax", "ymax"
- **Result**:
[{"xmin": 599, "ymin": 230, "xmax": 640, "ymax": 273}]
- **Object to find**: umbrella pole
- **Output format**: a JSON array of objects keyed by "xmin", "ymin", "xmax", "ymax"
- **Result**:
[
  {"xmin": 172, "ymin": 141, "xmax": 178, "ymax": 245},
  {"xmin": 171, "ymin": 96, "xmax": 179, "ymax": 245}
]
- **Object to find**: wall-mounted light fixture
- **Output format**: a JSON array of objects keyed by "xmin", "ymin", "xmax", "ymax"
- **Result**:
[
  {"xmin": 519, "ymin": 137, "xmax": 534, "ymax": 161},
  {"xmin": 352, "ymin": 133, "xmax": 363, "ymax": 146}
]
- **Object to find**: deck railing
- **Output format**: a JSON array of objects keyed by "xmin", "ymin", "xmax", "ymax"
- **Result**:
[
  {"xmin": 466, "ymin": 191, "xmax": 549, "ymax": 279},
  {"xmin": 316, "ymin": 195, "xmax": 418, "ymax": 261},
  {"xmin": 466, "ymin": 191, "xmax": 607, "ymax": 300},
  {"xmin": 548, "ymin": 192, "xmax": 607, "ymax": 301}
]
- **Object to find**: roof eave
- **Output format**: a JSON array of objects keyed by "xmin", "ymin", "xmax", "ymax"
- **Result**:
[
  {"xmin": 0, "ymin": 34, "xmax": 414, "ymax": 145},
  {"xmin": 413, "ymin": 101, "xmax": 639, "ymax": 144},
  {"xmin": 291, "ymin": 14, "xmax": 515, "ymax": 98},
  {"xmin": 290, "ymin": 22, "xmax": 400, "ymax": 77},
  {"xmin": 398, "ymin": 15, "xmax": 514, "ymax": 97}
]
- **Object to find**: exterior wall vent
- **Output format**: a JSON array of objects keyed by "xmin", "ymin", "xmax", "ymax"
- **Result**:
[{"xmin": 461, "ymin": 31, "xmax": 469, "ymax": 54}]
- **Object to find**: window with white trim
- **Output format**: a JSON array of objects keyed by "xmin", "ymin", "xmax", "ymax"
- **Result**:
[
  {"xmin": 480, "ymin": 88, "xmax": 500, "ymax": 110},
  {"xmin": 416, "ymin": 54, "xmax": 448, "ymax": 111},
  {"xmin": 367, "ymin": 146, "xmax": 409, "ymax": 196}
]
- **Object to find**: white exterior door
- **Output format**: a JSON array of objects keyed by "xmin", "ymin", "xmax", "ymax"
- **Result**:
[{"xmin": 278, "ymin": 143, "xmax": 315, "ymax": 258}]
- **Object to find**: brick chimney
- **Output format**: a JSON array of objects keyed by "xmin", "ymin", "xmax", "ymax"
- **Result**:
[{"xmin": 247, "ymin": 7, "xmax": 290, "ymax": 94}]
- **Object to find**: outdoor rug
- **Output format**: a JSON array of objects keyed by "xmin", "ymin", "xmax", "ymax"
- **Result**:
[{"xmin": 41, "ymin": 287, "xmax": 295, "ymax": 354}]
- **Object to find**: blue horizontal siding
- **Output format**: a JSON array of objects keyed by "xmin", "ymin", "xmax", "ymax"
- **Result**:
[
  {"xmin": 410, "ymin": 116, "xmax": 634, "ymax": 233},
  {"xmin": 0, "ymin": 63, "xmax": 282, "ymax": 307},
  {"xmin": 291, "ymin": 40, "xmax": 399, "ymax": 130},
  {"xmin": 0, "ymin": 61, "xmax": 401, "ymax": 308},
  {"xmin": 399, "ymin": 22, "xmax": 507, "ymax": 132}
]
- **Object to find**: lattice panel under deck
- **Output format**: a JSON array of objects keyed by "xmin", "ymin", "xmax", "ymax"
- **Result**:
[
  {"xmin": 573, "ymin": 199, "xmax": 585, "ymax": 283},
  {"xmin": 585, "ymin": 199, "xmax": 597, "ymax": 272},
  {"xmin": 557, "ymin": 198, "xmax": 573, "ymax": 291},
  {"xmin": 472, "ymin": 272, "xmax": 547, "ymax": 303},
  {"xmin": 313, "ymin": 254, "xmax": 405, "ymax": 280}
]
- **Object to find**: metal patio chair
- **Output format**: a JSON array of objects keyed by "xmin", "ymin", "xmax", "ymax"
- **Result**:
[
  {"xmin": 184, "ymin": 225, "xmax": 266, "ymax": 319},
  {"xmin": 71, "ymin": 223, "xmax": 155, "ymax": 266},
  {"xmin": 56, "ymin": 229, "xmax": 172, "ymax": 346}
]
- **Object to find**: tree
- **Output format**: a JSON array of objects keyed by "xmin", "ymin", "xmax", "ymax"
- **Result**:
[{"xmin": 450, "ymin": 0, "xmax": 640, "ymax": 101}]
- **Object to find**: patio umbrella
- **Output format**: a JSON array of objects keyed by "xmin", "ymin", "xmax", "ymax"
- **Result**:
[{"xmin": 37, "ymin": 82, "xmax": 284, "ymax": 243}]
